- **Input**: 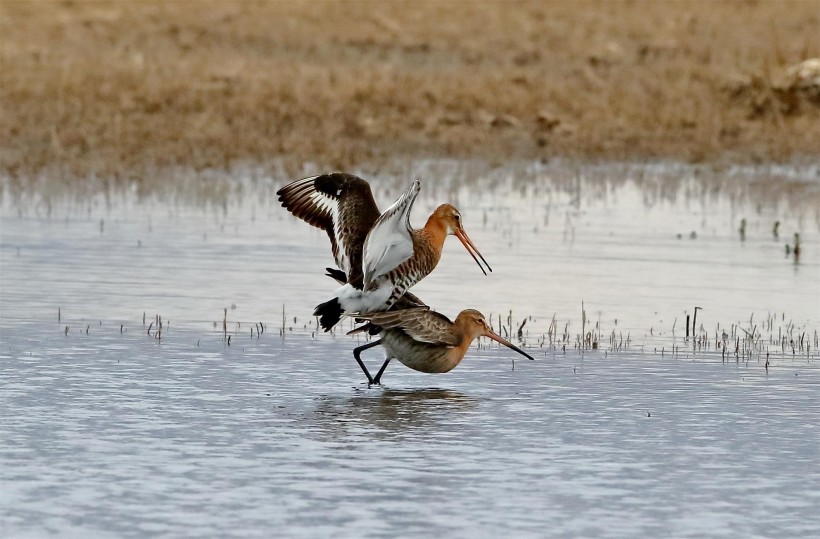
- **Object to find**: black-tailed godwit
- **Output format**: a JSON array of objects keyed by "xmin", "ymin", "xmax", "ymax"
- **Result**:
[
  {"xmin": 348, "ymin": 307, "xmax": 534, "ymax": 384},
  {"xmin": 277, "ymin": 173, "xmax": 490, "ymax": 330}
]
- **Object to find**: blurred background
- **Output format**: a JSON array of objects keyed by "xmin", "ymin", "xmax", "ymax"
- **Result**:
[{"xmin": 1, "ymin": 0, "xmax": 818, "ymax": 183}]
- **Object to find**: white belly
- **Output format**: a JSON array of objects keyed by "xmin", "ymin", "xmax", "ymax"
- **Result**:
[{"xmin": 336, "ymin": 283, "xmax": 393, "ymax": 314}]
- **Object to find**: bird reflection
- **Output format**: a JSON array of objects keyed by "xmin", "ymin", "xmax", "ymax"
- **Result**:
[{"xmin": 310, "ymin": 388, "xmax": 480, "ymax": 439}]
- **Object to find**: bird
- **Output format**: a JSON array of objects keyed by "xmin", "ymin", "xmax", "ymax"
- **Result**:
[
  {"xmin": 347, "ymin": 307, "xmax": 534, "ymax": 384},
  {"xmin": 276, "ymin": 173, "xmax": 491, "ymax": 330}
]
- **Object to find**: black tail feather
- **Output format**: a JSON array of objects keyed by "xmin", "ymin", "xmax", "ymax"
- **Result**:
[
  {"xmin": 325, "ymin": 267, "xmax": 347, "ymax": 285},
  {"xmin": 313, "ymin": 297, "xmax": 343, "ymax": 331}
]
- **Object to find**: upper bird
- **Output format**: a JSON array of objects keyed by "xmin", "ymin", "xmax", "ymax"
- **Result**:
[
  {"xmin": 276, "ymin": 173, "xmax": 491, "ymax": 330},
  {"xmin": 348, "ymin": 307, "xmax": 535, "ymax": 385}
]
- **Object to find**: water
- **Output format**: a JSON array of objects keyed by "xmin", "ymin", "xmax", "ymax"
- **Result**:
[
  {"xmin": 2, "ymin": 161, "xmax": 819, "ymax": 537},
  {"xmin": 2, "ymin": 328, "xmax": 819, "ymax": 538}
]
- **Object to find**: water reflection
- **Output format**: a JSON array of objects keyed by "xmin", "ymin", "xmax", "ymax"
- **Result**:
[
  {"xmin": 2, "ymin": 316, "xmax": 818, "ymax": 538},
  {"xmin": 3, "ymin": 160, "xmax": 819, "ymax": 219},
  {"xmin": 1, "ymin": 160, "xmax": 818, "ymax": 352},
  {"xmin": 311, "ymin": 388, "xmax": 480, "ymax": 438}
]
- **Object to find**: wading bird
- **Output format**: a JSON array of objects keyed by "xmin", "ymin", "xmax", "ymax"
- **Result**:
[
  {"xmin": 277, "ymin": 173, "xmax": 491, "ymax": 330},
  {"xmin": 348, "ymin": 307, "xmax": 534, "ymax": 384}
]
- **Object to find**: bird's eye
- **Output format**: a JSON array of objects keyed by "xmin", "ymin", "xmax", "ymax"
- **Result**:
[{"xmin": 454, "ymin": 213, "xmax": 461, "ymax": 223}]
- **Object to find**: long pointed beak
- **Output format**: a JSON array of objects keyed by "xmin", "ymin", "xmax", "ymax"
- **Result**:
[
  {"xmin": 483, "ymin": 330, "xmax": 535, "ymax": 360},
  {"xmin": 455, "ymin": 228, "xmax": 492, "ymax": 275}
]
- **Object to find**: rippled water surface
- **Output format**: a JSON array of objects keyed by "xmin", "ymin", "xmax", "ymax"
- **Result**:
[{"xmin": 2, "ymin": 161, "xmax": 819, "ymax": 537}]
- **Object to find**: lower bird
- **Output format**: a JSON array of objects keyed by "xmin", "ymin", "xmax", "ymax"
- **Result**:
[{"xmin": 348, "ymin": 307, "xmax": 534, "ymax": 385}]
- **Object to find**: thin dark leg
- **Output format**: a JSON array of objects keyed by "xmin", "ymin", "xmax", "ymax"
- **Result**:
[
  {"xmin": 353, "ymin": 339, "xmax": 382, "ymax": 384},
  {"xmin": 373, "ymin": 359, "xmax": 392, "ymax": 385}
]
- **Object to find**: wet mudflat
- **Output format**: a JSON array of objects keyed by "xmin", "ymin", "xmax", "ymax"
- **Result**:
[{"xmin": 1, "ymin": 161, "xmax": 819, "ymax": 537}]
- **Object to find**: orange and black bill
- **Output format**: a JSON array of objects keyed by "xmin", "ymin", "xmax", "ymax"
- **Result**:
[
  {"xmin": 484, "ymin": 330, "xmax": 535, "ymax": 361},
  {"xmin": 455, "ymin": 228, "xmax": 492, "ymax": 275}
]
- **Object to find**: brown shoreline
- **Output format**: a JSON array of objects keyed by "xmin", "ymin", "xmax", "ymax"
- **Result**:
[{"xmin": 1, "ymin": 1, "xmax": 818, "ymax": 182}]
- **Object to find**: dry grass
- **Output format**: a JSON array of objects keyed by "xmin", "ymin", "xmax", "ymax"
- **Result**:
[{"xmin": 1, "ymin": 0, "xmax": 818, "ymax": 182}]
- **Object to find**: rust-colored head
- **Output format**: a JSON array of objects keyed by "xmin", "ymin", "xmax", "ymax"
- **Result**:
[
  {"xmin": 430, "ymin": 204, "xmax": 463, "ymax": 234},
  {"xmin": 455, "ymin": 309, "xmax": 534, "ymax": 360},
  {"xmin": 430, "ymin": 204, "xmax": 492, "ymax": 275}
]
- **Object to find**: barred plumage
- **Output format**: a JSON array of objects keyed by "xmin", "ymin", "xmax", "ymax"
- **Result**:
[
  {"xmin": 350, "ymin": 308, "xmax": 535, "ymax": 384},
  {"xmin": 277, "ymin": 174, "xmax": 492, "ymax": 331}
]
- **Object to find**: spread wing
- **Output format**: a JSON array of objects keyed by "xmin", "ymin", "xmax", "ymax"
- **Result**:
[
  {"xmin": 362, "ymin": 181, "xmax": 420, "ymax": 287},
  {"xmin": 359, "ymin": 307, "xmax": 459, "ymax": 347},
  {"xmin": 276, "ymin": 173, "xmax": 380, "ymax": 288}
]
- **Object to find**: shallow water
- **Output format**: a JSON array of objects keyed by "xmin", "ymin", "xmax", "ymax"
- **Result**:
[
  {"xmin": 2, "ymin": 161, "xmax": 818, "ymax": 338},
  {"xmin": 2, "ymin": 327, "xmax": 819, "ymax": 538},
  {"xmin": 1, "ymin": 161, "xmax": 820, "ymax": 537}
]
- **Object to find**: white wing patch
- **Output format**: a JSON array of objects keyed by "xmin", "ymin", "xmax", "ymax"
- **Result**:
[
  {"xmin": 331, "ymin": 201, "xmax": 349, "ymax": 274},
  {"xmin": 307, "ymin": 188, "xmax": 335, "ymax": 220},
  {"xmin": 295, "ymin": 182, "xmax": 348, "ymax": 272},
  {"xmin": 278, "ymin": 175, "xmax": 351, "ymax": 273},
  {"xmin": 362, "ymin": 181, "xmax": 420, "ymax": 287}
]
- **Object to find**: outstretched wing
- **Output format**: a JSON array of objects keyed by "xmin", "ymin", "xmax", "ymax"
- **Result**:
[
  {"xmin": 276, "ymin": 173, "xmax": 380, "ymax": 288},
  {"xmin": 358, "ymin": 307, "xmax": 459, "ymax": 347},
  {"xmin": 362, "ymin": 181, "xmax": 420, "ymax": 287}
]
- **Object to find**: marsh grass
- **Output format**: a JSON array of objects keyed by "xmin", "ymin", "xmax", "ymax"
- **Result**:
[
  {"xmin": 51, "ymin": 304, "xmax": 819, "ymax": 367},
  {"xmin": 474, "ymin": 303, "xmax": 818, "ymax": 366},
  {"xmin": 1, "ymin": 1, "xmax": 818, "ymax": 183}
]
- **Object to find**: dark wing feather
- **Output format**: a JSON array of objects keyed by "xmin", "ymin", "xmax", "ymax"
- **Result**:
[
  {"xmin": 276, "ymin": 175, "xmax": 334, "ymax": 233},
  {"xmin": 325, "ymin": 267, "xmax": 348, "ymax": 285},
  {"xmin": 360, "ymin": 307, "xmax": 459, "ymax": 347},
  {"xmin": 277, "ymin": 173, "xmax": 380, "ymax": 287}
]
